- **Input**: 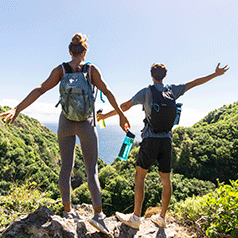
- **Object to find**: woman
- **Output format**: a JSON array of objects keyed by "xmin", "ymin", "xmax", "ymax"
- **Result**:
[{"xmin": 0, "ymin": 33, "xmax": 130, "ymax": 235}]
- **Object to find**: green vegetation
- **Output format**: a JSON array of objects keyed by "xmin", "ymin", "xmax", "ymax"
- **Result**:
[
  {"xmin": 0, "ymin": 182, "xmax": 62, "ymax": 230},
  {"xmin": 0, "ymin": 106, "xmax": 60, "ymax": 198},
  {"xmin": 72, "ymin": 148, "xmax": 215, "ymax": 216},
  {"xmin": 0, "ymin": 105, "xmax": 106, "ymax": 199},
  {"xmin": 173, "ymin": 180, "xmax": 238, "ymax": 238},
  {"xmin": 172, "ymin": 102, "xmax": 238, "ymax": 184},
  {"xmin": 0, "ymin": 101, "xmax": 237, "ymax": 237}
]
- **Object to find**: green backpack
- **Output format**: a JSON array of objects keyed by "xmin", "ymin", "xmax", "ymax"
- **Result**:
[{"xmin": 56, "ymin": 62, "xmax": 96, "ymax": 122}]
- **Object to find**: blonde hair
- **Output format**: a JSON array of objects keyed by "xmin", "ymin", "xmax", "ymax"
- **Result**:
[
  {"xmin": 150, "ymin": 63, "xmax": 168, "ymax": 81},
  {"xmin": 69, "ymin": 33, "xmax": 88, "ymax": 56}
]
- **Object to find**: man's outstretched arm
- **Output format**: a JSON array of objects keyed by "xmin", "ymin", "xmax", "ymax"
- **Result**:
[
  {"xmin": 97, "ymin": 100, "xmax": 133, "ymax": 121},
  {"xmin": 185, "ymin": 63, "xmax": 229, "ymax": 92}
]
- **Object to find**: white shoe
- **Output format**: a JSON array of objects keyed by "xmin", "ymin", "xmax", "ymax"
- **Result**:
[
  {"xmin": 115, "ymin": 212, "xmax": 141, "ymax": 230},
  {"xmin": 63, "ymin": 209, "xmax": 85, "ymax": 221},
  {"xmin": 151, "ymin": 214, "xmax": 167, "ymax": 228}
]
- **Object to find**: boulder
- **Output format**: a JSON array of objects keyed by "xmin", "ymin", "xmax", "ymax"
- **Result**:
[
  {"xmin": 2, "ymin": 205, "xmax": 192, "ymax": 237},
  {"xmin": 2, "ymin": 206, "xmax": 86, "ymax": 238}
]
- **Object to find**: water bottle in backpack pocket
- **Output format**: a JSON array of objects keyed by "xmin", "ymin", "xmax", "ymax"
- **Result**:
[{"xmin": 174, "ymin": 103, "xmax": 183, "ymax": 125}]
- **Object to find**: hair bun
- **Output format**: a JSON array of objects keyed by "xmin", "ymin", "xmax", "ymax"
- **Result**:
[
  {"xmin": 71, "ymin": 33, "xmax": 87, "ymax": 45},
  {"xmin": 69, "ymin": 33, "xmax": 88, "ymax": 56}
]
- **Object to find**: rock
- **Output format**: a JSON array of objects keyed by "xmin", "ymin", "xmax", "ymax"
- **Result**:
[
  {"xmin": 2, "ymin": 206, "xmax": 87, "ymax": 238},
  {"xmin": 1, "ymin": 205, "xmax": 194, "ymax": 238}
]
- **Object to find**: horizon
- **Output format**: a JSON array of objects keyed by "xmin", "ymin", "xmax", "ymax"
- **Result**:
[
  {"xmin": 1, "ymin": 99, "xmax": 237, "ymax": 129},
  {"xmin": 1, "ymin": 1, "xmax": 237, "ymax": 126}
]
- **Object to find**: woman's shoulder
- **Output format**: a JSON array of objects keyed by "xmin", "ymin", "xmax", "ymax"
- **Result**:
[
  {"xmin": 50, "ymin": 64, "xmax": 64, "ymax": 79},
  {"xmin": 87, "ymin": 63, "xmax": 98, "ymax": 71},
  {"xmin": 54, "ymin": 64, "xmax": 64, "ymax": 71},
  {"xmin": 87, "ymin": 63, "xmax": 102, "ymax": 77},
  {"xmin": 56, "ymin": 64, "xmax": 64, "ymax": 73}
]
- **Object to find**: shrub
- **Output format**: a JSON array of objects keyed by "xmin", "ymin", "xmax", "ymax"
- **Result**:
[
  {"xmin": 173, "ymin": 180, "xmax": 238, "ymax": 238},
  {"xmin": 0, "ymin": 182, "xmax": 62, "ymax": 230},
  {"xmin": 202, "ymin": 180, "xmax": 238, "ymax": 237}
]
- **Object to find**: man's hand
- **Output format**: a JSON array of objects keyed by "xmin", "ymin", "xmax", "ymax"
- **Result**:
[
  {"xmin": 96, "ymin": 113, "xmax": 106, "ymax": 122},
  {"xmin": 185, "ymin": 62, "xmax": 230, "ymax": 92},
  {"xmin": 215, "ymin": 63, "xmax": 229, "ymax": 76}
]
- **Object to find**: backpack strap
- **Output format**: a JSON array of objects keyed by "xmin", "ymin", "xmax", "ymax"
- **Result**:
[
  {"xmin": 150, "ymin": 85, "xmax": 164, "ymax": 104},
  {"xmin": 165, "ymin": 84, "xmax": 172, "ymax": 91},
  {"xmin": 82, "ymin": 62, "xmax": 90, "ymax": 73},
  {"xmin": 62, "ymin": 62, "xmax": 73, "ymax": 74},
  {"xmin": 82, "ymin": 62, "xmax": 99, "ymax": 97},
  {"xmin": 82, "ymin": 62, "xmax": 98, "ymax": 127},
  {"xmin": 143, "ymin": 85, "xmax": 162, "ymax": 126},
  {"xmin": 62, "ymin": 65, "xmax": 66, "ymax": 75},
  {"xmin": 82, "ymin": 62, "xmax": 93, "ymax": 89}
]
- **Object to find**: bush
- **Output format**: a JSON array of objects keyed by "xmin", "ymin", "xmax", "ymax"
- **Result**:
[
  {"xmin": 173, "ymin": 180, "xmax": 238, "ymax": 238},
  {"xmin": 0, "ymin": 182, "xmax": 62, "ymax": 230},
  {"xmin": 71, "ymin": 183, "xmax": 92, "ymax": 205},
  {"xmin": 202, "ymin": 180, "xmax": 238, "ymax": 237}
]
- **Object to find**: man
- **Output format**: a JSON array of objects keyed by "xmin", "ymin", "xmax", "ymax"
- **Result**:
[{"xmin": 97, "ymin": 62, "xmax": 229, "ymax": 229}]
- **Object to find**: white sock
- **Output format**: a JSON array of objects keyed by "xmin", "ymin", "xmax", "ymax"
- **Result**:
[
  {"xmin": 97, "ymin": 212, "xmax": 105, "ymax": 219},
  {"xmin": 158, "ymin": 215, "xmax": 165, "ymax": 220},
  {"xmin": 133, "ymin": 213, "xmax": 140, "ymax": 221}
]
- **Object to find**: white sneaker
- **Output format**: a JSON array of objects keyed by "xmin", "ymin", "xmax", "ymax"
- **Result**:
[
  {"xmin": 151, "ymin": 214, "xmax": 167, "ymax": 228},
  {"xmin": 63, "ymin": 209, "xmax": 85, "ymax": 221},
  {"xmin": 115, "ymin": 212, "xmax": 141, "ymax": 230}
]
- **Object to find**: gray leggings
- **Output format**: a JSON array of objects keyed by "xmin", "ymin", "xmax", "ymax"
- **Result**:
[{"xmin": 57, "ymin": 112, "xmax": 101, "ymax": 207}]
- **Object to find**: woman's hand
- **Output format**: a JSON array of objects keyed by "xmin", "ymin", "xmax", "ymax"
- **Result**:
[
  {"xmin": 0, "ymin": 108, "xmax": 19, "ymax": 125},
  {"xmin": 119, "ymin": 114, "xmax": 130, "ymax": 132},
  {"xmin": 97, "ymin": 112, "xmax": 130, "ymax": 132},
  {"xmin": 215, "ymin": 63, "xmax": 229, "ymax": 76}
]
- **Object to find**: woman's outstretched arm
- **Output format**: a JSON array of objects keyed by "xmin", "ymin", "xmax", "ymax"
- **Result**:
[
  {"xmin": 0, "ymin": 65, "xmax": 63, "ymax": 124},
  {"xmin": 90, "ymin": 64, "xmax": 130, "ymax": 132}
]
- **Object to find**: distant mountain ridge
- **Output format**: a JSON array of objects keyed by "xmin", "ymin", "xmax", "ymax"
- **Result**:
[
  {"xmin": 194, "ymin": 101, "xmax": 238, "ymax": 126},
  {"xmin": 172, "ymin": 101, "xmax": 238, "ymax": 183}
]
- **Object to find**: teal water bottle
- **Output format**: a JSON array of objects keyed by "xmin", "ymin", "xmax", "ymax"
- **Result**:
[
  {"xmin": 174, "ymin": 103, "xmax": 183, "ymax": 125},
  {"xmin": 97, "ymin": 109, "xmax": 106, "ymax": 129},
  {"xmin": 118, "ymin": 130, "xmax": 135, "ymax": 161}
]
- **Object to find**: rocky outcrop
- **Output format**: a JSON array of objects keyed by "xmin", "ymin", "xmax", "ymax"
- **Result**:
[{"xmin": 1, "ymin": 205, "xmax": 193, "ymax": 238}]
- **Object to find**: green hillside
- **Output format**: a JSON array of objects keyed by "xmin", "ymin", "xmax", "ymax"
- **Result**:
[
  {"xmin": 0, "ymin": 103, "xmax": 237, "ymax": 237},
  {"xmin": 1, "ymin": 102, "xmax": 237, "ymax": 197},
  {"xmin": 172, "ymin": 101, "xmax": 238, "ymax": 183},
  {"xmin": 0, "ymin": 105, "xmax": 106, "ymax": 198}
]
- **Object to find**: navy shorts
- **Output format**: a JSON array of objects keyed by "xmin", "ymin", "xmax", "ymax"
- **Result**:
[{"xmin": 136, "ymin": 137, "xmax": 172, "ymax": 173}]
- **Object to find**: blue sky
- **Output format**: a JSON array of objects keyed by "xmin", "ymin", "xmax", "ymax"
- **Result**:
[{"xmin": 0, "ymin": 0, "xmax": 237, "ymax": 128}]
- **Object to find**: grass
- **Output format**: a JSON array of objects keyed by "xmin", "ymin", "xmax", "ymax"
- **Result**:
[{"xmin": 0, "ymin": 181, "xmax": 63, "ymax": 230}]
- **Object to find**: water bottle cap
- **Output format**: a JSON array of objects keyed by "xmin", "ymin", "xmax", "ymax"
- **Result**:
[
  {"xmin": 126, "ymin": 130, "xmax": 135, "ymax": 138},
  {"xmin": 97, "ymin": 109, "xmax": 103, "ymax": 114},
  {"xmin": 176, "ymin": 103, "xmax": 183, "ymax": 107}
]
